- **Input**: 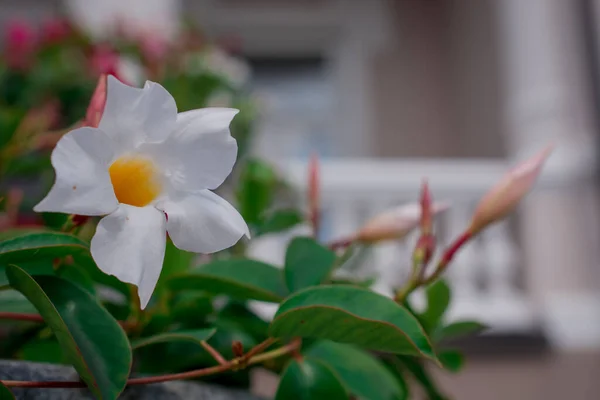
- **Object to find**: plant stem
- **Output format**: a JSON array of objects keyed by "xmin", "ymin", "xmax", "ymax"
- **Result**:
[
  {"xmin": 248, "ymin": 338, "xmax": 301, "ymax": 366},
  {"xmin": 200, "ymin": 341, "xmax": 227, "ymax": 366},
  {"xmin": 1, "ymin": 338, "xmax": 301, "ymax": 389},
  {"xmin": 421, "ymin": 231, "xmax": 471, "ymax": 285},
  {"xmin": 242, "ymin": 337, "xmax": 277, "ymax": 361},
  {"xmin": 0, "ymin": 312, "xmax": 44, "ymax": 323}
]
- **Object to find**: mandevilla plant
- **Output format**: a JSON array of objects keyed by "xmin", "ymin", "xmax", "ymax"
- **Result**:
[{"xmin": 0, "ymin": 42, "xmax": 551, "ymax": 400}]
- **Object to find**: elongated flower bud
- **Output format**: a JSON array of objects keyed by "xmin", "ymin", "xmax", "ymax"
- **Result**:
[
  {"xmin": 84, "ymin": 74, "xmax": 107, "ymax": 128},
  {"xmin": 469, "ymin": 145, "xmax": 552, "ymax": 234},
  {"xmin": 357, "ymin": 202, "xmax": 449, "ymax": 243}
]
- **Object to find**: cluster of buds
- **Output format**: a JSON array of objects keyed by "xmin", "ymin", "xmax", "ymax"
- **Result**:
[{"xmin": 313, "ymin": 146, "xmax": 552, "ymax": 301}]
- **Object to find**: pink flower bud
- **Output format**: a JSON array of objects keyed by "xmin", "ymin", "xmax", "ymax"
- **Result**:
[
  {"xmin": 41, "ymin": 18, "xmax": 72, "ymax": 44},
  {"xmin": 357, "ymin": 202, "xmax": 449, "ymax": 243},
  {"xmin": 89, "ymin": 45, "xmax": 121, "ymax": 79},
  {"xmin": 5, "ymin": 20, "xmax": 36, "ymax": 69},
  {"xmin": 84, "ymin": 74, "xmax": 108, "ymax": 128},
  {"xmin": 469, "ymin": 145, "xmax": 552, "ymax": 234}
]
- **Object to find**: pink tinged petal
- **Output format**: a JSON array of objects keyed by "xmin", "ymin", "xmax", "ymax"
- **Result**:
[
  {"xmin": 159, "ymin": 190, "xmax": 249, "ymax": 254},
  {"xmin": 154, "ymin": 108, "xmax": 239, "ymax": 191},
  {"xmin": 469, "ymin": 145, "xmax": 553, "ymax": 234},
  {"xmin": 99, "ymin": 75, "xmax": 177, "ymax": 150},
  {"xmin": 34, "ymin": 127, "xmax": 118, "ymax": 216},
  {"xmin": 356, "ymin": 202, "xmax": 450, "ymax": 243},
  {"xmin": 84, "ymin": 74, "xmax": 107, "ymax": 128},
  {"xmin": 91, "ymin": 205, "xmax": 167, "ymax": 309}
]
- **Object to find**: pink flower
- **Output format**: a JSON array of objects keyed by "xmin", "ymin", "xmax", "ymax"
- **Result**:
[
  {"xmin": 41, "ymin": 18, "xmax": 72, "ymax": 44},
  {"xmin": 84, "ymin": 74, "xmax": 108, "ymax": 128},
  {"xmin": 5, "ymin": 20, "xmax": 36, "ymax": 69},
  {"xmin": 469, "ymin": 145, "xmax": 553, "ymax": 234}
]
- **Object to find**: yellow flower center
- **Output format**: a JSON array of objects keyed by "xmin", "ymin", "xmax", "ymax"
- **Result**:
[{"xmin": 108, "ymin": 156, "xmax": 162, "ymax": 207}]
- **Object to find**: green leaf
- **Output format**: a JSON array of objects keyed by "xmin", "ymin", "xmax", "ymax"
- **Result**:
[
  {"xmin": 438, "ymin": 349, "xmax": 464, "ymax": 373},
  {"xmin": 56, "ymin": 264, "xmax": 96, "ymax": 295},
  {"xmin": 19, "ymin": 337, "xmax": 67, "ymax": 364},
  {"xmin": 236, "ymin": 159, "xmax": 278, "ymax": 225},
  {"xmin": 284, "ymin": 237, "xmax": 336, "ymax": 292},
  {"xmin": 276, "ymin": 358, "xmax": 349, "ymax": 400},
  {"xmin": 270, "ymin": 285, "xmax": 436, "ymax": 359},
  {"xmin": 0, "ymin": 290, "xmax": 37, "ymax": 315},
  {"xmin": 132, "ymin": 329, "xmax": 217, "ymax": 350},
  {"xmin": 0, "ymin": 261, "xmax": 54, "ymax": 288},
  {"xmin": 6, "ymin": 265, "xmax": 131, "ymax": 399},
  {"xmin": 420, "ymin": 279, "xmax": 451, "ymax": 332},
  {"xmin": 0, "ymin": 381, "xmax": 14, "ymax": 399},
  {"xmin": 156, "ymin": 239, "xmax": 195, "ymax": 296},
  {"xmin": 170, "ymin": 293, "xmax": 214, "ymax": 324},
  {"xmin": 257, "ymin": 209, "xmax": 303, "ymax": 236},
  {"xmin": 169, "ymin": 259, "xmax": 288, "ymax": 302},
  {"xmin": 434, "ymin": 321, "xmax": 486, "ymax": 342},
  {"xmin": 0, "ymin": 232, "xmax": 89, "ymax": 264},
  {"xmin": 396, "ymin": 356, "xmax": 448, "ymax": 400},
  {"xmin": 306, "ymin": 341, "xmax": 406, "ymax": 400}
]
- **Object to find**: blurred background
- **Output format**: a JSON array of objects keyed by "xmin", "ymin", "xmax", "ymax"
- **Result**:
[{"xmin": 1, "ymin": 0, "xmax": 600, "ymax": 399}]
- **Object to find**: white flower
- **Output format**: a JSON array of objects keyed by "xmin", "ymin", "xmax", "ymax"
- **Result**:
[{"xmin": 35, "ymin": 76, "xmax": 250, "ymax": 308}]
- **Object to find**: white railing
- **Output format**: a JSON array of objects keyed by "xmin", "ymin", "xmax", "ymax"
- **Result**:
[{"xmin": 264, "ymin": 157, "xmax": 551, "ymax": 332}]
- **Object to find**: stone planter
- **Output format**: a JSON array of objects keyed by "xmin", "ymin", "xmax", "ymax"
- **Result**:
[{"xmin": 0, "ymin": 360, "xmax": 262, "ymax": 400}]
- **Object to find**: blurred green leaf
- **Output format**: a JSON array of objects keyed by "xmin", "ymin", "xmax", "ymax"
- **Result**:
[
  {"xmin": 0, "ymin": 261, "xmax": 54, "ymax": 288},
  {"xmin": 438, "ymin": 349, "xmax": 464, "ymax": 373},
  {"xmin": 18, "ymin": 336, "xmax": 67, "ymax": 364},
  {"xmin": 155, "ymin": 239, "xmax": 195, "ymax": 297},
  {"xmin": 420, "ymin": 279, "xmax": 451, "ymax": 332},
  {"xmin": 0, "ymin": 232, "xmax": 89, "ymax": 264},
  {"xmin": 256, "ymin": 209, "xmax": 303, "ymax": 236},
  {"xmin": 170, "ymin": 292, "xmax": 214, "ymax": 326},
  {"xmin": 56, "ymin": 264, "xmax": 96, "ymax": 295},
  {"xmin": 306, "ymin": 341, "xmax": 406, "ymax": 400},
  {"xmin": 131, "ymin": 328, "xmax": 217, "ymax": 350},
  {"xmin": 284, "ymin": 237, "xmax": 336, "ymax": 292},
  {"xmin": 217, "ymin": 302, "xmax": 269, "ymax": 342},
  {"xmin": 6, "ymin": 265, "xmax": 131, "ymax": 399},
  {"xmin": 434, "ymin": 321, "xmax": 486, "ymax": 342},
  {"xmin": 395, "ymin": 356, "xmax": 449, "ymax": 400},
  {"xmin": 169, "ymin": 259, "xmax": 288, "ymax": 302},
  {"xmin": 0, "ymin": 381, "xmax": 14, "ymax": 399},
  {"xmin": 0, "ymin": 290, "xmax": 37, "ymax": 315},
  {"xmin": 276, "ymin": 358, "xmax": 349, "ymax": 400},
  {"xmin": 270, "ymin": 285, "xmax": 436, "ymax": 358},
  {"xmin": 236, "ymin": 159, "xmax": 278, "ymax": 225}
]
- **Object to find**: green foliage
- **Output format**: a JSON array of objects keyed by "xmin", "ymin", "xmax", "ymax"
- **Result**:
[
  {"xmin": 284, "ymin": 237, "xmax": 336, "ymax": 292},
  {"xmin": 6, "ymin": 265, "xmax": 131, "ymax": 399},
  {"xmin": 306, "ymin": 341, "xmax": 407, "ymax": 400},
  {"xmin": 420, "ymin": 279, "xmax": 451, "ymax": 332},
  {"xmin": 0, "ymin": 20, "xmax": 489, "ymax": 399},
  {"xmin": 169, "ymin": 259, "xmax": 288, "ymax": 302},
  {"xmin": 276, "ymin": 358, "xmax": 349, "ymax": 400},
  {"xmin": 0, "ymin": 381, "xmax": 14, "ymax": 399},
  {"xmin": 131, "ymin": 329, "xmax": 216, "ymax": 350},
  {"xmin": 270, "ymin": 285, "xmax": 436, "ymax": 358}
]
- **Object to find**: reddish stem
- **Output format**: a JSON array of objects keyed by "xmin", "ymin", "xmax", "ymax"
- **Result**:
[
  {"xmin": 1, "ymin": 339, "xmax": 302, "ymax": 389},
  {"xmin": 200, "ymin": 341, "xmax": 227, "ymax": 366},
  {"xmin": 422, "ymin": 230, "xmax": 472, "ymax": 284}
]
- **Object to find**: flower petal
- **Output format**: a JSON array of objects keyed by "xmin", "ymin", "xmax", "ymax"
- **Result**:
[
  {"xmin": 154, "ymin": 108, "xmax": 239, "ymax": 191},
  {"xmin": 159, "ymin": 190, "xmax": 249, "ymax": 253},
  {"xmin": 34, "ymin": 127, "xmax": 118, "ymax": 216},
  {"xmin": 91, "ymin": 204, "xmax": 166, "ymax": 309},
  {"xmin": 99, "ymin": 75, "xmax": 177, "ymax": 150}
]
